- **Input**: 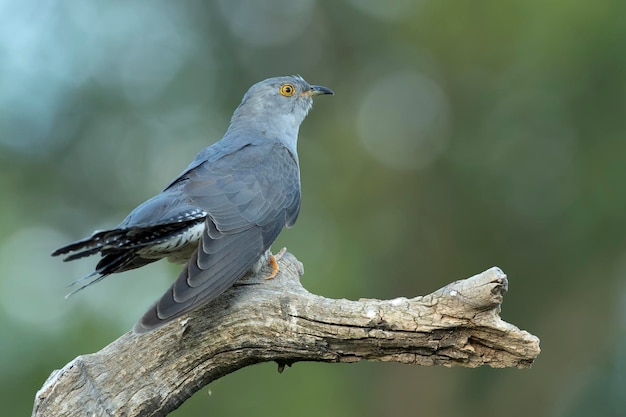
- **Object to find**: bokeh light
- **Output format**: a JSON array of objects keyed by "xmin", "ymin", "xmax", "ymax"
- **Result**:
[{"xmin": 356, "ymin": 71, "xmax": 451, "ymax": 170}]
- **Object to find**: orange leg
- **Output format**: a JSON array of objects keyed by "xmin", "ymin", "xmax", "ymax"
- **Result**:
[{"xmin": 264, "ymin": 248, "xmax": 287, "ymax": 280}]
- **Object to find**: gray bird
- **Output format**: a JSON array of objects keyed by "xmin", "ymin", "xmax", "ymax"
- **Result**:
[{"xmin": 52, "ymin": 75, "xmax": 333, "ymax": 333}]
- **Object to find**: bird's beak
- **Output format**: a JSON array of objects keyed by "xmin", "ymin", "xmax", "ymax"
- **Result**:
[{"xmin": 306, "ymin": 85, "xmax": 334, "ymax": 96}]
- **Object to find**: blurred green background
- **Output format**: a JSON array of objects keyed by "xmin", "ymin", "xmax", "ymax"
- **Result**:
[{"xmin": 2, "ymin": 0, "xmax": 625, "ymax": 416}]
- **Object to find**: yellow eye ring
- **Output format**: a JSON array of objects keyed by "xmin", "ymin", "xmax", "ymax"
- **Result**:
[{"xmin": 279, "ymin": 83, "xmax": 296, "ymax": 97}]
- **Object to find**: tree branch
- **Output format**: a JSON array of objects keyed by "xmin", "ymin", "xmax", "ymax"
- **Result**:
[{"xmin": 33, "ymin": 252, "xmax": 540, "ymax": 417}]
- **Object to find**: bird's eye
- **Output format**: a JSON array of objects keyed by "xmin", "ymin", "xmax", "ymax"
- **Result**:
[{"xmin": 279, "ymin": 83, "xmax": 295, "ymax": 97}]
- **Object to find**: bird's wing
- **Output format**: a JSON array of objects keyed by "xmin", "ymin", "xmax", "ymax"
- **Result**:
[{"xmin": 134, "ymin": 141, "xmax": 301, "ymax": 332}]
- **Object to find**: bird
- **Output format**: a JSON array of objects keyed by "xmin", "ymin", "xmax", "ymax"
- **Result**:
[{"xmin": 52, "ymin": 75, "xmax": 333, "ymax": 333}]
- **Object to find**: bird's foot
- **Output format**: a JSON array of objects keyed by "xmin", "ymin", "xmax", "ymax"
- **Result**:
[{"xmin": 265, "ymin": 247, "xmax": 287, "ymax": 280}]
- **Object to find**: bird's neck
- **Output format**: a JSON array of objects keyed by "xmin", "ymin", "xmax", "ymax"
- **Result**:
[{"xmin": 225, "ymin": 114, "xmax": 301, "ymax": 161}]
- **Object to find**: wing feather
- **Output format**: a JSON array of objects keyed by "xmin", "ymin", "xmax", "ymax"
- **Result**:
[{"xmin": 134, "ymin": 141, "xmax": 301, "ymax": 332}]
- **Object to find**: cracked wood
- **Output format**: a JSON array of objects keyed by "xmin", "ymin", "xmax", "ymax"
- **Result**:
[{"xmin": 33, "ymin": 252, "xmax": 540, "ymax": 417}]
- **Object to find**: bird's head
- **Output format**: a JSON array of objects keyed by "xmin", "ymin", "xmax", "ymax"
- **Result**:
[{"xmin": 229, "ymin": 75, "xmax": 333, "ymax": 138}]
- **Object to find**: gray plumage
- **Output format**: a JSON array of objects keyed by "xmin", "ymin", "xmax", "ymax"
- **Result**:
[{"xmin": 52, "ymin": 75, "xmax": 333, "ymax": 333}]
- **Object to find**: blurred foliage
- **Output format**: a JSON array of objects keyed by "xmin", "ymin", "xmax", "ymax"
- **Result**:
[{"xmin": 1, "ymin": 0, "xmax": 625, "ymax": 416}]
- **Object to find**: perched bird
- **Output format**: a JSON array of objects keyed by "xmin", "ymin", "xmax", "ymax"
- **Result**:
[{"xmin": 52, "ymin": 75, "xmax": 333, "ymax": 333}]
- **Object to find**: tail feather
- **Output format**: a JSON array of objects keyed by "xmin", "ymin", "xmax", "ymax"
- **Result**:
[
  {"xmin": 54, "ymin": 217, "xmax": 205, "ymax": 299},
  {"xmin": 64, "ymin": 251, "xmax": 138, "ymax": 297},
  {"xmin": 52, "ymin": 229, "xmax": 127, "ymax": 258},
  {"xmin": 62, "ymin": 247, "xmax": 106, "ymax": 262},
  {"xmin": 64, "ymin": 270, "xmax": 105, "ymax": 298},
  {"xmin": 52, "ymin": 234, "xmax": 102, "ymax": 257},
  {"xmin": 116, "ymin": 222, "xmax": 202, "ymax": 250},
  {"xmin": 53, "ymin": 220, "xmax": 203, "ymax": 260}
]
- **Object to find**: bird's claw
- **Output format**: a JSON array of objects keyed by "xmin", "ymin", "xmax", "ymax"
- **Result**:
[{"xmin": 265, "ymin": 247, "xmax": 287, "ymax": 280}]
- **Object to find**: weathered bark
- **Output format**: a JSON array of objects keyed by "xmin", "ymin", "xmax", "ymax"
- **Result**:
[{"xmin": 33, "ymin": 252, "xmax": 540, "ymax": 417}]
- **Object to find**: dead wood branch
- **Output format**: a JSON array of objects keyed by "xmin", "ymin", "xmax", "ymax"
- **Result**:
[{"xmin": 33, "ymin": 252, "xmax": 540, "ymax": 417}]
